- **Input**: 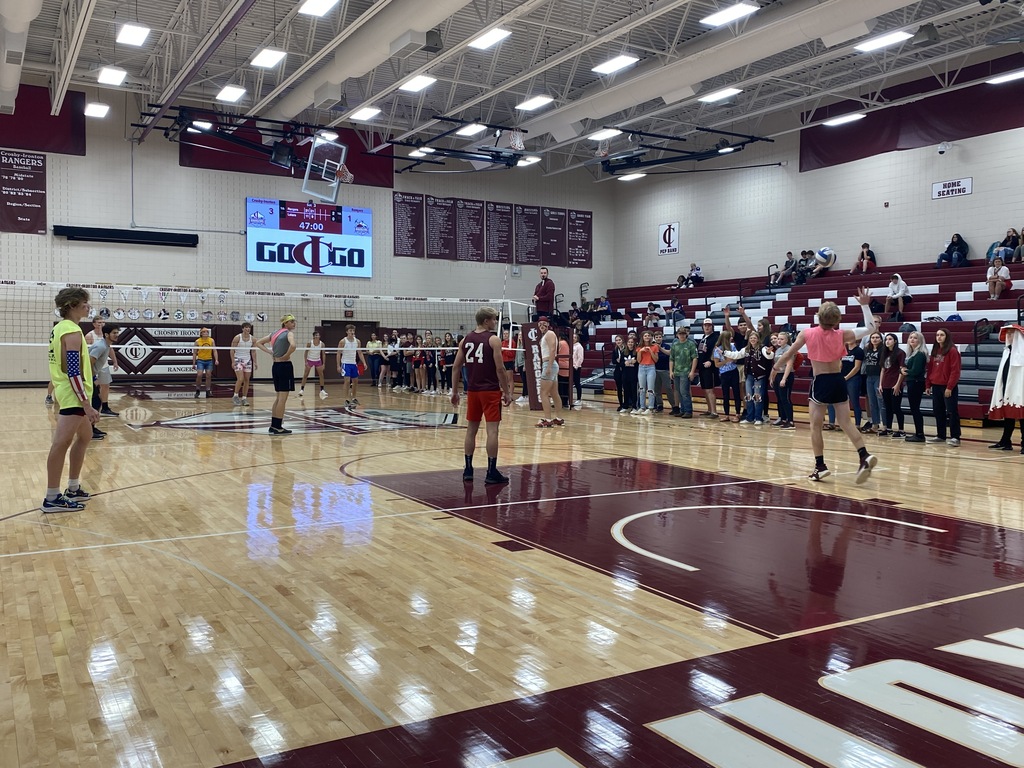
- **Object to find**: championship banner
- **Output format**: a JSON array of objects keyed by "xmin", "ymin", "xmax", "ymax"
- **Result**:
[{"xmin": 0, "ymin": 150, "xmax": 46, "ymax": 235}]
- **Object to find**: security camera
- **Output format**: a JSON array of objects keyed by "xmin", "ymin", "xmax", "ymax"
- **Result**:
[{"xmin": 937, "ymin": 141, "xmax": 952, "ymax": 155}]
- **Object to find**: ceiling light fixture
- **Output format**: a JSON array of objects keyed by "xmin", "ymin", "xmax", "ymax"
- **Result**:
[
  {"xmin": 216, "ymin": 85, "xmax": 246, "ymax": 103},
  {"xmin": 398, "ymin": 75, "xmax": 436, "ymax": 93},
  {"xmin": 618, "ymin": 172, "xmax": 646, "ymax": 181},
  {"xmin": 468, "ymin": 28, "xmax": 511, "ymax": 50},
  {"xmin": 419, "ymin": 147, "xmax": 435, "ymax": 153},
  {"xmin": 251, "ymin": 48, "xmax": 287, "ymax": 68},
  {"xmin": 854, "ymin": 30, "xmax": 913, "ymax": 52},
  {"xmin": 700, "ymin": 2, "xmax": 758, "ymax": 27},
  {"xmin": 456, "ymin": 123, "xmax": 488, "ymax": 137},
  {"xmin": 409, "ymin": 150, "xmax": 427, "ymax": 158},
  {"xmin": 588, "ymin": 128, "xmax": 622, "ymax": 141},
  {"xmin": 517, "ymin": 156, "xmax": 541, "ymax": 166},
  {"xmin": 297, "ymin": 0, "xmax": 340, "ymax": 17},
  {"xmin": 986, "ymin": 69, "xmax": 1024, "ymax": 84},
  {"xmin": 350, "ymin": 106, "xmax": 381, "ymax": 121},
  {"xmin": 698, "ymin": 87, "xmax": 742, "ymax": 103},
  {"xmin": 84, "ymin": 103, "xmax": 110, "ymax": 118},
  {"xmin": 319, "ymin": 130, "xmax": 339, "ymax": 141},
  {"xmin": 822, "ymin": 113, "xmax": 866, "ymax": 126},
  {"xmin": 116, "ymin": 23, "xmax": 150, "ymax": 46},
  {"xmin": 192, "ymin": 120, "xmax": 213, "ymax": 130},
  {"xmin": 97, "ymin": 66, "xmax": 127, "ymax": 85},
  {"xmin": 591, "ymin": 54, "xmax": 639, "ymax": 75},
  {"xmin": 516, "ymin": 95, "xmax": 554, "ymax": 111}
]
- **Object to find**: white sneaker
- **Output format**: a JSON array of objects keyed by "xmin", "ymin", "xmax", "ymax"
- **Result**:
[
  {"xmin": 232, "ymin": 394, "xmax": 242, "ymax": 406},
  {"xmin": 631, "ymin": 408, "xmax": 640, "ymax": 415},
  {"xmin": 516, "ymin": 396, "xmax": 528, "ymax": 403},
  {"xmin": 947, "ymin": 438, "xmax": 960, "ymax": 447},
  {"xmin": 241, "ymin": 398, "xmax": 249, "ymax": 406},
  {"xmin": 640, "ymin": 409, "xmax": 651, "ymax": 415},
  {"xmin": 320, "ymin": 390, "xmax": 328, "ymax": 400}
]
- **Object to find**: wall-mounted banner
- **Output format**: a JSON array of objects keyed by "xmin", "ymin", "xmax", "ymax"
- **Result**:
[
  {"xmin": 931, "ymin": 177, "xmax": 972, "ymax": 200},
  {"xmin": 659, "ymin": 222, "xmax": 679, "ymax": 255},
  {"xmin": 0, "ymin": 150, "xmax": 46, "ymax": 235}
]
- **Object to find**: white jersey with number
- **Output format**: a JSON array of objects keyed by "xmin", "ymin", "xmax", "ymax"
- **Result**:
[{"xmin": 340, "ymin": 337, "xmax": 359, "ymax": 364}]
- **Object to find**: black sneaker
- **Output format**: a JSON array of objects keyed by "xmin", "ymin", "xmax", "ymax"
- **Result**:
[
  {"xmin": 989, "ymin": 442, "xmax": 1013, "ymax": 451},
  {"xmin": 42, "ymin": 494, "xmax": 85, "ymax": 513},
  {"xmin": 100, "ymin": 408, "xmax": 118, "ymax": 417},
  {"xmin": 194, "ymin": 390, "xmax": 200, "ymax": 399},
  {"xmin": 268, "ymin": 426, "xmax": 293, "ymax": 435},
  {"xmin": 92, "ymin": 429, "xmax": 106, "ymax": 440},
  {"xmin": 855, "ymin": 454, "xmax": 878, "ymax": 485},
  {"xmin": 463, "ymin": 468, "xmax": 474, "ymax": 482},
  {"xmin": 809, "ymin": 466, "xmax": 831, "ymax": 481},
  {"xmin": 485, "ymin": 470, "xmax": 510, "ymax": 485},
  {"xmin": 64, "ymin": 487, "xmax": 91, "ymax": 503},
  {"xmin": 905, "ymin": 434, "xmax": 925, "ymax": 443}
]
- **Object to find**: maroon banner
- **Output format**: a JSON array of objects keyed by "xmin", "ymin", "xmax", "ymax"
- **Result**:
[
  {"xmin": 485, "ymin": 201, "xmax": 513, "ymax": 263},
  {"xmin": 179, "ymin": 122, "xmax": 394, "ymax": 188},
  {"xmin": 514, "ymin": 205, "xmax": 541, "ymax": 265},
  {"xmin": 425, "ymin": 195, "xmax": 456, "ymax": 260},
  {"xmin": 566, "ymin": 209, "xmax": 593, "ymax": 269},
  {"xmin": 0, "ymin": 85, "xmax": 86, "ymax": 156},
  {"xmin": 455, "ymin": 198, "xmax": 485, "ymax": 262},
  {"xmin": 541, "ymin": 207, "xmax": 568, "ymax": 268},
  {"xmin": 0, "ymin": 150, "xmax": 46, "ymax": 235},
  {"xmin": 520, "ymin": 322, "xmax": 543, "ymax": 410},
  {"xmin": 393, "ymin": 192, "xmax": 424, "ymax": 258}
]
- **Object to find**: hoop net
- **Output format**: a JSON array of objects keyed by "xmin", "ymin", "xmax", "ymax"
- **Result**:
[
  {"xmin": 595, "ymin": 139, "xmax": 610, "ymax": 158},
  {"xmin": 338, "ymin": 164, "xmax": 355, "ymax": 184},
  {"xmin": 508, "ymin": 129, "xmax": 525, "ymax": 151}
]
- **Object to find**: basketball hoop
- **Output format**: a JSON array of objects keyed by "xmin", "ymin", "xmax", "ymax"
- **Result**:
[
  {"xmin": 338, "ymin": 164, "xmax": 355, "ymax": 184},
  {"xmin": 596, "ymin": 139, "xmax": 610, "ymax": 158},
  {"xmin": 509, "ymin": 129, "xmax": 525, "ymax": 151}
]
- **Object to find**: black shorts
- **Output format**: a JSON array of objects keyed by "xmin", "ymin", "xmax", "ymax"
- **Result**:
[
  {"xmin": 59, "ymin": 407, "xmax": 86, "ymax": 417},
  {"xmin": 272, "ymin": 361, "xmax": 295, "ymax": 392},
  {"xmin": 810, "ymin": 372, "xmax": 848, "ymax": 405},
  {"xmin": 698, "ymin": 365, "xmax": 720, "ymax": 390},
  {"xmin": 503, "ymin": 361, "xmax": 515, "ymax": 371}
]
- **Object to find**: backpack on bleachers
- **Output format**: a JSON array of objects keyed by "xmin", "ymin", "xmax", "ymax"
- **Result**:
[
  {"xmin": 924, "ymin": 316, "xmax": 944, "ymax": 323},
  {"xmin": 898, "ymin": 322, "xmax": 916, "ymax": 333},
  {"xmin": 945, "ymin": 314, "xmax": 963, "ymax": 322}
]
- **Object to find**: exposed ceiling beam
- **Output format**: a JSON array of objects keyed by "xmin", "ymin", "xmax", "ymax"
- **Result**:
[
  {"xmin": 136, "ymin": 0, "xmax": 259, "ymax": 142},
  {"xmin": 51, "ymin": 0, "xmax": 100, "ymax": 115}
]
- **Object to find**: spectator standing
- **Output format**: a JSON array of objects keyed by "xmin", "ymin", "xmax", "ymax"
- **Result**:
[
  {"xmin": 652, "ymin": 330, "xmax": 675, "ymax": 413},
  {"xmin": 877, "ymin": 333, "xmax": 907, "ymax": 438},
  {"xmin": 696, "ymin": 319, "xmax": 720, "ymax": 418},
  {"xmin": 611, "ymin": 335, "xmax": 627, "ymax": 412},
  {"xmin": 669, "ymin": 326, "xmax": 698, "ymax": 418},
  {"xmin": 859, "ymin": 331, "xmax": 885, "ymax": 433},
  {"xmin": 620, "ymin": 337, "xmax": 639, "ymax": 414},
  {"xmin": 927, "ymin": 328, "xmax": 962, "ymax": 446},
  {"xmin": 532, "ymin": 267, "xmax": 555, "ymax": 319},
  {"xmin": 902, "ymin": 331, "xmax": 928, "ymax": 443},
  {"xmin": 572, "ymin": 330, "xmax": 585, "ymax": 407}
]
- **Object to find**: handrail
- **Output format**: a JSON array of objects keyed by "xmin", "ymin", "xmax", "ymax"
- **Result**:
[
  {"xmin": 972, "ymin": 318, "xmax": 989, "ymax": 369},
  {"xmin": 767, "ymin": 263, "xmax": 778, "ymax": 288},
  {"xmin": 580, "ymin": 282, "xmax": 589, "ymax": 301},
  {"xmin": 738, "ymin": 278, "xmax": 747, "ymax": 301}
]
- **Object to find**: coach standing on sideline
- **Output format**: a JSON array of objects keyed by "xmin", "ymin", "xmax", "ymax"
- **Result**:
[
  {"xmin": 451, "ymin": 306, "xmax": 513, "ymax": 485},
  {"xmin": 532, "ymin": 267, "xmax": 555, "ymax": 320}
]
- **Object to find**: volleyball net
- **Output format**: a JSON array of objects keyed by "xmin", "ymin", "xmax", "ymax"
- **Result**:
[{"xmin": 1, "ymin": 280, "xmax": 533, "ymax": 383}]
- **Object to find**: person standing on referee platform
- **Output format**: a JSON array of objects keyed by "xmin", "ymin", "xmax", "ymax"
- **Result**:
[
  {"xmin": 451, "ymin": 307, "xmax": 513, "ymax": 484},
  {"xmin": 43, "ymin": 287, "xmax": 100, "ymax": 512},
  {"xmin": 256, "ymin": 314, "xmax": 297, "ymax": 435},
  {"xmin": 536, "ymin": 316, "xmax": 565, "ymax": 427},
  {"xmin": 772, "ymin": 288, "xmax": 879, "ymax": 483},
  {"xmin": 532, "ymin": 267, "xmax": 555, "ymax": 321}
]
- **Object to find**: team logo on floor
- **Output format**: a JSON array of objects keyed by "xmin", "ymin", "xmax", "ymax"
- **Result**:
[{"xmin": 144, "ymin": 406, "xmax": 459, "ymax": 435}]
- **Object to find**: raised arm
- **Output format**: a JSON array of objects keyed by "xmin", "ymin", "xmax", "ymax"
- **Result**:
[{"xmin": 842, "ymin": 287, "xmax": 879, "ymax": 345}]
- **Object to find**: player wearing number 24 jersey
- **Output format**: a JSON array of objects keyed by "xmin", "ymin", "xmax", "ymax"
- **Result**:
[{"xmin": 451, "ymin": 307, "xmax": 513, "ymax": 485}]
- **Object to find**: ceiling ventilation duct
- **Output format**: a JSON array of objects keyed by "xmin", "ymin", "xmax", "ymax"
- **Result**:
[
  {"xmin": 390, "ymin": 30, "xmax": 443, "ymax": 59},
  {"xmin": 0, "ymin": 0, "xmax": 44, "ymax": 114}
]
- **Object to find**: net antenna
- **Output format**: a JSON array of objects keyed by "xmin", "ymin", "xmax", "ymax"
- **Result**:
[{"xmin": 302, "ymin": 135, "xmax": 350, "ymax": 203}]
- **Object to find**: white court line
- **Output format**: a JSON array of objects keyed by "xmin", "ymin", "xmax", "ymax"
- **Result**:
[{"xmin": 610, "ymin": 504, "xmax": 947, "ymax": 575}]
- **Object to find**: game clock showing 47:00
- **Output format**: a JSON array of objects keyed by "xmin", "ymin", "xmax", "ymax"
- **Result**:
[{"xmin": 245, "ymin": 198, "xmax": 373, "ymax": 278}]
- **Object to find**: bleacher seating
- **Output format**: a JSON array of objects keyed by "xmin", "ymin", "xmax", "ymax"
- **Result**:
[{"xmin": 580, "ymin": 260, "xmax": 1021, "ymax": 422}]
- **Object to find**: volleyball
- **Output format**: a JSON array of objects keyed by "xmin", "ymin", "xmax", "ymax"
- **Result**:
[{"xmin": 816, "ymin": 247, "xmax": 837, "ymax": 267}]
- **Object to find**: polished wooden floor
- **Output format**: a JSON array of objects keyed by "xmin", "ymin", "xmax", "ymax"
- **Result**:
[{"xmin": 2, "ymin": 383, "xmax": 1023, "ymax": 767}]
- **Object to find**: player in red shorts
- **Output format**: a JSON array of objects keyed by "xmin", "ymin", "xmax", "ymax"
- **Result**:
[{"xmin": 451, "ymin": 306, "xmax": 514, "ymax": 484}]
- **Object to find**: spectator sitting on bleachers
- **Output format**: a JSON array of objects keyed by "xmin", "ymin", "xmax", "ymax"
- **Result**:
[
  {"xmin": 593, "ymin": 296, "xmax": 611, "ymax": 320},
  {"xmin": 1013, "ymin": 228, "xmax": 1024, "ymax": 263},
  {"xmin": 935, "ymin": 233, "xmax": 970, "ymax": 268},
  {"xmin": 669, "ymin": 295, "xmax": 686, "ymax": 324},
  {"xmin": 883, "ymin": 273, "xmax": 912, "ymax": 320},
  {"xmin": 643, "ymin": 302, "xmax": 663, "ymax": 327},
  {"xmin": 665, "ymin": 263, "xmax": 704, "ymax": 291},
  {"xmin": 848, "ymin": 243, "xmax": 877, "ymax": 275},
  {"xmin": 991, "ymin": 229, "xmax": 1019, "ymax": 263},
  {"xmin": 987, "ymin": 257, "xmax": 1012, "ymax": 301},
  {"xmin": 794, "ymin": 250, "xmax": 817, "ymax": 284},
  {"xmin": 769, "ymin": 252, "xmax": 798, "ymax": 286}
]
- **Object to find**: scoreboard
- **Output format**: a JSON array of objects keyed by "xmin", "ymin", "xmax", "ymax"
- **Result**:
[{"xmin": 246, "ymin": 198, "xmax": 373, "ymax": 278}]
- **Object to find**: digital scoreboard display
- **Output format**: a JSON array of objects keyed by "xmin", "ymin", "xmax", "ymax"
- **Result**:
[{"xmin": 246, "ymin": 198, "xmax": 373, "ymax": 278}]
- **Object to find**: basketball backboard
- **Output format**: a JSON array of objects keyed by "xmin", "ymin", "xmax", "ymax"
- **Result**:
[{"xmin": 302, "ymin": 136, "xmax": 350, "ymax": 203}]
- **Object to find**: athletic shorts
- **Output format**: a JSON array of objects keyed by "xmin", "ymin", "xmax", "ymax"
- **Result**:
[
  {"xmin": 234, "ymin": 358, "xmax": 252, "ymax": 373},
  {"xmin": 272, "ymin": 361, "xmax": 295, "ymax": 392},
  {"xmin": 698, "ymin": 365, "xmax": 720, "ymax": 390},
  {"xmin": 503, "ymin": 361, "xmax": 515, "ymax": 371},
  {"xmin": 466, "ymin": 390, "xmax": 502, "ymax": 423},
  {"xmin": 343, "ymin": 363, "xmax": 359, "ymax": 379},
  {"xmin": 810, "ymin": 372, "xmax": 848, "ymax": 405},
  {"xmin": 540, "ymin": 362, "xmax": 558, "ymax": 382},
  {"xmin": 196, "ymin": 358, "xmax": 214, "ymax": 372},
  {"xmin": 306, "ymin": 359, "xmax": 323, "ymax": 368},
  {"xmin": 95, "ymin": 368, "xmax": 112, "ymax": 386},
  {"xmin": 59, "ymin": 407, "xmax": 86, "ymax": 417}
]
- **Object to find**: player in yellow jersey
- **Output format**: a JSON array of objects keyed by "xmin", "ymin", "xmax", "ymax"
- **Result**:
[
  {"xmin": 192, "ymin": 327, "xmax": 219, "ymax": 398},
  {"xmin": 44, "ymin": 287, "xmax": 99, "ymax": 512}
]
